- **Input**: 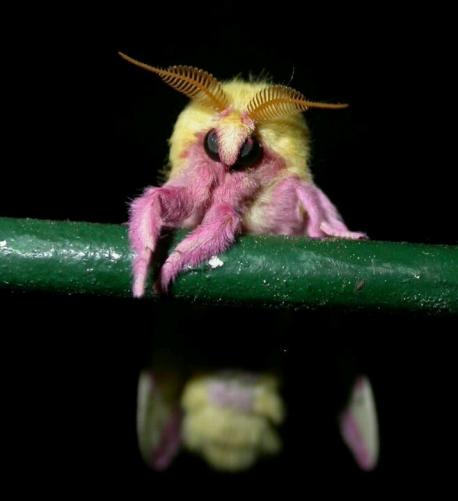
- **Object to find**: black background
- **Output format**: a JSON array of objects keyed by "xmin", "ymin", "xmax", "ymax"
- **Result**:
[{"xmin": 2, "ymin": 3, "xmax": 457, "ymax": 496}]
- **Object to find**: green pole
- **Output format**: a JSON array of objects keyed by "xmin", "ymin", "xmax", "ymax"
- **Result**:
[{"xmin": 1, "ymin": 217, "xmax": 457, "ymax": 313}]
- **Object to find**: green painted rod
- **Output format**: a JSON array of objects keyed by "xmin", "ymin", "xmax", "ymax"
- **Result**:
[{"xmin": 0, "ymin": 217, "xmax": 457, "ymax": 313}]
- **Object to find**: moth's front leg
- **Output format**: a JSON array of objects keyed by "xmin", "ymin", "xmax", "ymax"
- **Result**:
[
  {"xmin": 159, "ymin": 171, "xmax": 258, "ymax": 292},
  {"xmin": 159, "ymin": 203, "xmax": 242, "ymax": 292},
  {"xmin": 129, "ymin": 185, "xmax": 192, "ymax": 297},
  {"xmin": 296, "ymin": 181, "xmax": 367, "ymax": 239}
]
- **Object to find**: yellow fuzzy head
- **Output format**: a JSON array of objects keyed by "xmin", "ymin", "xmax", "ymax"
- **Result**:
[
  {"xmin": 118, "ymin": 53, "xmax": 348, "ymax": 180},
  {"xmin": 168, "ymin": 81, "xmax": 314, "ymax": 179}
]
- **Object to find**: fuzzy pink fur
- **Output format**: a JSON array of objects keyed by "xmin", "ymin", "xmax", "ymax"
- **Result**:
[
  {"xmin": 129, "ymin": 139, "xmax": 366, "ymax": 296},
  {"xmin": 159, "ymin": 171, "xmax": 259, "ymax": 290},
  {"xmin": 129, "ymin": 152, "xmax": 224, "ymax": 296},
  {"xmin": 297, "ymin": 181, "xmax": 367, "ymax": 239},
  {"xmin": 244, "ymin": 175, "xmax": 367, "ymax": 239}
]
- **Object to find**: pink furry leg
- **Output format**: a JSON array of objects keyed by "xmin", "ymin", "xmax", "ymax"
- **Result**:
[
  {"xmin": 129, "ymin": 186, "xmax": 191, "ymax": 297},
  {"xmin": 315, "ymin": 186, "xmax": 367, "ymax": 239},
  {"xmin": 296, "ymin": 181, "xmax": 367, "ymax": 239},
  {"xmin": 159, "ymin": 204, "xmax": 241, "ymax": 292}
]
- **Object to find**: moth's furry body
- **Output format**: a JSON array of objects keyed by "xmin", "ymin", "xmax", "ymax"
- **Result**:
[{"xmin": 121, "ymin": 54, "xmax": 366, "ymax": 296}]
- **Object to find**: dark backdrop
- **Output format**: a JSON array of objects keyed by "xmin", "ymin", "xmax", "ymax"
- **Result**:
[
  {"xmin": 2, "ymin": 3, "xmax": 457, "ymax": 496},
  {"xmin": 2, "ymin": 5, "xmax": 457, "ymax": 245}
]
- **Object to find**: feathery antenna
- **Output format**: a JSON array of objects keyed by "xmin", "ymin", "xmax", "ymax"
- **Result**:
[
  {"xmin": 246, "ymin": 85, "xmax": 348, "ymax": 122},
  {"xmin": 118, "ymin": 52, "xmax": 230, "ymax": 112}
]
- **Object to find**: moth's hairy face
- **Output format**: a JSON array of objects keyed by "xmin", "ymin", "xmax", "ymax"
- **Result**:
[
  {"xmin": 203, "ymin": 109, "xmax": 262, "ymax": 170},
  {"xmin": 168, "ymin": 80, "xmax": 312, "ymax": 181}
]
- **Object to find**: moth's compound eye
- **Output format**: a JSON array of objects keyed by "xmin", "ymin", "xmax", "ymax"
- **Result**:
[
  {"xmin": 235, "ymin": 136, "xmax": 262, "ymax": 169},
  {"xmin": 204, "ymin": 129, "xmax": 220, "ymax": 162}
]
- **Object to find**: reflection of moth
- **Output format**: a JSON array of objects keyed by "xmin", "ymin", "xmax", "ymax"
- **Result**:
[
  {"xmin": 137, "ymin": 371, "xmax": 379, "ymax": 472},
  {"xmin": 181, "ymin": 372, "xmax": 284, "ymax": 471},
  {"xmin": 339, "ymin": 375, "xmax": 379, "ymax": 471},
  {"xmin": 119, "ymin": 53, "xmax": 366, "ymax": 296},
  {"xmin": 136, "ymin": 371, "xmax": 182, "ymax": 471}
]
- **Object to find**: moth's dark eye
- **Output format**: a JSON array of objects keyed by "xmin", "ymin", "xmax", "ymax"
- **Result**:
[
  {"xmin": 204, "ymin": 129, "xmax": 220, "ymax": 162},
  {"xmin": 235, "ymin": 136, "xmax": 262, "ymax": 169}
]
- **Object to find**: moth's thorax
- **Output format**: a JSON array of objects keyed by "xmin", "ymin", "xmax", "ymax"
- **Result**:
[{"xmin": 168, "ymin": 79, "xmax": 313, "ymax": 181}]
